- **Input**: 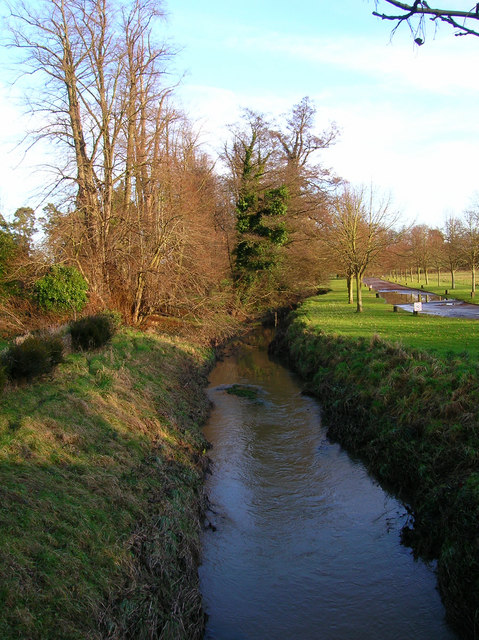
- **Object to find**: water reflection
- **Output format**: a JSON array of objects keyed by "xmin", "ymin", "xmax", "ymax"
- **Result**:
[
  {"xmin": 200, "ymin": 337, "xmax": 456, "ymax": 640},
  {"xmin": 377, "ymin": 289, "xmax": 442, "ymax": 305}
]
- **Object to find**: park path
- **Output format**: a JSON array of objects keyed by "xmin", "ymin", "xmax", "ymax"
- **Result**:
[{"xmin": 363, "ymin": 277, "xmax": 479, "ymax": 319}]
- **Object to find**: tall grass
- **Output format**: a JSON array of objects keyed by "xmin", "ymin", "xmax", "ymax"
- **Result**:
[
  {"xmin": 0, "ymin": 328, "xmax": 213, "ymax": 639},
  {"xmin": 271, "ymin": 282, "xmax": 479, "ymax": 639}
]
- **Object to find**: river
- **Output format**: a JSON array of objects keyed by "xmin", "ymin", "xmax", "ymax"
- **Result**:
[{"xmin": 199, "ymin": 332, "xmax": 457, "ymax": 640}]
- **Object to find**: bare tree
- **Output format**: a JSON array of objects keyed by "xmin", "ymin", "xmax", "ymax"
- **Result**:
[
  {"xmin": 322, "ymin": 185, "xmax": 401, "ymax": 312},
  {"xmin": 443, "ymin": 216, "xmax": 464, "ymax": 289},
  {"xmin": 462, "ymin": 208, "xmax": 479, "ymax": 296},
  {"xmin": 8, "ymin": 0, "xmax": 129, "ymax": 292},
  {"xmin": 407, "ymin": 225, "xmax": 427, "ymax": 283},
  {"xmin": 428, "ymin": 228, "xmax": 446, "ymax": 285},
  {"xmin": 273, "ymin": 97, "xmax": 339, "ymax": 297},
  {"xmin": 406, "ymin": 224, "xmax": 443, "ymax": 285},
  {"xmin": 273, "ymin": 97, "xmax": 337, "ymax": 174},
  {"xmin": 373, "ymin": 1, "xmax": 479, "ymax": 42}
]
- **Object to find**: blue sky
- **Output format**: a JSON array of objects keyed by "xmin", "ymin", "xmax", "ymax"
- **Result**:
[{"xmin": 1, "ymin": 0, "xmax": 478, "ymax": 227}]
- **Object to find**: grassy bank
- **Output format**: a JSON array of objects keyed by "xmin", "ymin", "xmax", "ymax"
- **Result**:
[
  {"xmin": 0, "ymin": 327, "xmax": 213, "ymax": 639},
  {"xmin": 308, "ymin": 278, "xmax": 479, "ymax": 358},
  {"xmin": 271, "ymin": 281, "xmax": 479, "ymax": 639}
]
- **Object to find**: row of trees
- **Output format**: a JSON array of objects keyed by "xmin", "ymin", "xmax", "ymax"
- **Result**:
[
  {"xmin": 3, "ymin": 0, "xmax": 477, "ymax": 331},
  {"xmin": 1, "ymin": 0, "xmax": 346, "ymax": 329},
  {"xmin": 379, "ymin": 211, "xmax": 479, "ymax": 294}
]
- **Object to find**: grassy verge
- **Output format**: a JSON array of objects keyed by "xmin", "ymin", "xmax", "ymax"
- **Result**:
[
  {"xmin": 0, "ymin": 327, "xmax": 213, "ymax": 640},
  {"xmin": 309, "ymin": 278, "xmax": 479, "ymax": 358},
  {"xmin": 271, "ymin": 281, "xmax": 479, "ymax": 639}
]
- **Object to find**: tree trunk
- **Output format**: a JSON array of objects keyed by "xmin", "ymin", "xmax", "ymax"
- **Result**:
[
  {"xmin": 355, "ymin": 272, "xmax": 363, "ymax": 313},
  {"xmin": 451, "ymin": 269, "xmax": 455, "ymax": 289},
  {"xmin": 346, "ymin": 274, "xmax": 353, "ymax": 304},
  {"xmin": 132, "ymin": 271, "xmax": 146, "ymax": 324}
]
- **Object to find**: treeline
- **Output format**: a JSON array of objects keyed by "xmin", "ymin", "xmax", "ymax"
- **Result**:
[
  {"xmin": 0, "ymin": 0, "xmax": 343, "ymax": 336},
  {"xmin": 379, "ymin": 215, "xmax": 479, "ymax": 294},
  {"xmin": 3, "ymin": 0, "xmax": 478, "ymax": 337}
]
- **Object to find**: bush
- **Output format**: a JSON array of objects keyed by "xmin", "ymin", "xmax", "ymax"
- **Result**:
[
  {"xmin": 103, "ymin": 309, "xmax": 123, "ymax": 330},
  {"xmin": 34, "ymin": 265, "xmax": 88, "ymax": 313},
  {"xmin": 69, "ymin": 314, "xmax": 116, "ymax": 351},
  {"xmin": 1, "ymin": 335, "xmax": 64, "ymax": 381},
  {"xmin": 0, "ymin": 366, "xmax": 6, "ymax": 391}
]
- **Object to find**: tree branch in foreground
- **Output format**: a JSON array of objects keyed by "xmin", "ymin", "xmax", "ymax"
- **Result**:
[{"xmin": 373, "ymin": 1, "xmax": 479, "ymax": 41}]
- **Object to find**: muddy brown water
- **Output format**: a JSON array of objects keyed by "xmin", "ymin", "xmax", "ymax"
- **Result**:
[{"xmin": 199, "ymin": 333, "xmax": 457, "ymax": 640}]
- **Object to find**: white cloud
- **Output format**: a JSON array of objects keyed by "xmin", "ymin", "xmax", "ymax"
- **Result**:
[
  {"xmin": 178, "ymin": 84, "xmax": 301, "ymax": 152},
  {"xmin": 223, "ymin": 28, "xmax": 479, "ymax": 95},
  {"xmin": 178, "ymin": 79, "xmax": 479, "ymax": 229},
  {"xmin": 325, "ymin": 103, "xmax": 478, "ymax": 226}
]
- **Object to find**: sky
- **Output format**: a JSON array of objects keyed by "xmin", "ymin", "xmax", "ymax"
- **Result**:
[{"xmin": 1, "ymin": 0, "xmax": 479, "ymax": 229}]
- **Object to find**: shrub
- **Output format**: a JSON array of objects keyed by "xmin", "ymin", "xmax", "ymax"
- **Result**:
[
  {"xmin": 46, "ymin": 335, "xmax": 64, "ymax": 367},
  {"xmin": 0, "ymin": 227, "xmax": 18, "ymax": 293},
  {"xmin": 103, "ymin": 309, "xmax": 123, "ymax": 330},
  {"xmin": 69, "ymin": 314, "xmax": 116, "ymax": 351},
  {"xmin": 1, "ymin": 335, "xmax": 64, "ymax": 381},
  {"xmin": 34, "ymin": 265, "xmax": 88, "ymax": 313},
  {"xmin": 0, "ymin": 365, "xmax": 6, "ymax": 391}
]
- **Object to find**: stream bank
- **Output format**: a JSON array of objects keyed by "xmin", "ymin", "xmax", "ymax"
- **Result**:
[
  {"xmin": 270, "ymin": 312, "xmax": 479, "ymax": 639},
  {"xmin": 0, "ymin": 327, "xmax": 213, "ymax": 639}
]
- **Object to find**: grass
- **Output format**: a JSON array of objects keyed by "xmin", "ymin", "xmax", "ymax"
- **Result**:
[
  {"xmin": 300, "ymin": 278, "xmax": 479, "ymax": 358},
  {"xmin": 226, "ymin": 384, "xmax": 259, "ymax": 400},
  {"xmin": 271, "ymin": 281, "xmax": 479, "ymax": 639},
  {"xmin": 0, "ymin": 327, "xmax": 213, "ymax": 640}
]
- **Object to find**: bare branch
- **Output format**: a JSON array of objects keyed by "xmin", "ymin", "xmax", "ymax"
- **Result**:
[{"xmin": 373, "ymin": 1, "xmax": 479, "ymax": 39}]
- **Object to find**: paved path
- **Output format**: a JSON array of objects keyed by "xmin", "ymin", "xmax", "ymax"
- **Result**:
[{"xmin": 363, "ymin": 277, "xmax": 479, "ymax": 319}]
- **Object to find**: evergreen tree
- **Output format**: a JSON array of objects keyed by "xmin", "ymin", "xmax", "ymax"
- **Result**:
[
  {"xmin": 234, "ymin": 183, "xmax": 289, "ymax": 285},
  {"xmin": 228, "ymin": 116, "xmax": 289, "ymax": 288}
]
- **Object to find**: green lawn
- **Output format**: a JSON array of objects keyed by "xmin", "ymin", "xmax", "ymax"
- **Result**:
[{"xmin": 300, "ymin": 278, "xmax": 479, "ymax": 358}]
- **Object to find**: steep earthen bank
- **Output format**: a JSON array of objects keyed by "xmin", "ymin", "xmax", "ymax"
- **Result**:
[
  {"xmin": 0, "ymin": 328, "xmax": 214, "ymax": 639},
  {"xmin": 270, "ymin": 312, "xmax": 479, "ymax": 640}
]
